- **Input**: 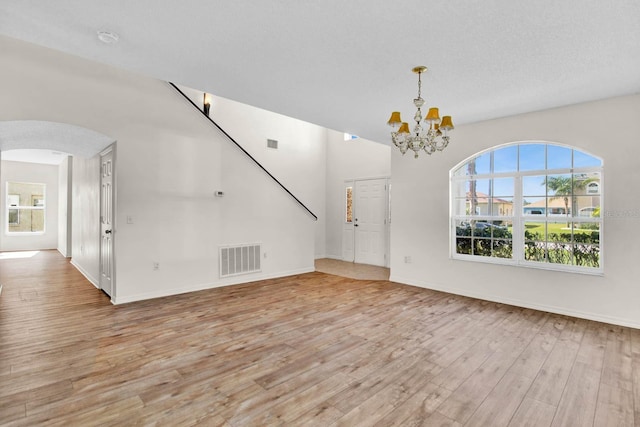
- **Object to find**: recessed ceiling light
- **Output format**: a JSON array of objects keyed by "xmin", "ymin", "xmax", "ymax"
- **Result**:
[{"xmin": 97, "ymin": 31, "xmax": 119, "ymax": 44}]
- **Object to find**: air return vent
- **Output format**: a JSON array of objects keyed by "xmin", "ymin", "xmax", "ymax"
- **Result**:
[
  {"xmin": 219, "ymin": 243, "xmax": 261, "ymax": 278},
  {"xmin": 267, "ymin": 139, "xmax": 278, "ymax": 149}
]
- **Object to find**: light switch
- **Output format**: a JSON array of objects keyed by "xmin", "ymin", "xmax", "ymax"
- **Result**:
[{"xmin": 126, "ymin": 215, "xmax": 134, "ymax": 224}]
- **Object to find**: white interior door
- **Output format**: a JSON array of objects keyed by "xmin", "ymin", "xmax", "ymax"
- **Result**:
[
  {"xmin": 99, "ymin": 148, "xmax": 114, "ymax": 297},
  {"xmin": 354, "ymin": 178, "xmax": 387, "ymax": 266}
]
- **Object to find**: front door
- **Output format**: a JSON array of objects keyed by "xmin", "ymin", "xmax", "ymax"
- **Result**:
[
  {"xmin": 354, "ymin": 178, "xmax": 387, "ymax": 266},
  {"xmin": 99, "ymin": 147, "xmax": 114, "ymax": 297}
]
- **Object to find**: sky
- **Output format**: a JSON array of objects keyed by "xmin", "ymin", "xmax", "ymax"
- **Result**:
[{"xmin": 456, "ymin": 143, "xmax": 601, "ymax": 198}]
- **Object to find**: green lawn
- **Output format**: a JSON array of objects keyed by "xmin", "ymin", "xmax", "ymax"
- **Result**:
[{"xmin": 522, "ymin": 222, "xmax": 598, "ymax": 235}]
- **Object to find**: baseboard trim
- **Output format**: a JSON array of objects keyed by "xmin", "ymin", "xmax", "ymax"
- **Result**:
[
  {"xmin": 112, "ymin": 267, "xmax": 315, "ymax": 304},
  {"xmin": 57, "ymin": 248, "xmax": 71, "ymax": 258},
  {"xmin": 390, "ymin": 274, "xmax": 640, "ymax": 330},
  {"xmin": 70, "ymin": 259, "xmax": 100, "ymax": 289}
]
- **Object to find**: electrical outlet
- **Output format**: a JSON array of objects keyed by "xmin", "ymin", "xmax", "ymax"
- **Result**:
[
  {"xmin": 153, "ymin": 262, "xmax": 160, "ymax": 271},
  {"xmin": 263, "ymin": 252, "xmax": 267, "ymax": 258},
  {"xmin": 404, "ymin": 256, "xmax": 412, "ymax": 263}
]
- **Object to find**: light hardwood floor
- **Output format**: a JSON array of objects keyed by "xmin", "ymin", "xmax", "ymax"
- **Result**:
[
  {"xmin": 0, "ymin": 250, "xmax": 638, "ymax": 426},
  {"xmin": 314, "ymin": 258, "xmax": 390, "ymax": 281}
]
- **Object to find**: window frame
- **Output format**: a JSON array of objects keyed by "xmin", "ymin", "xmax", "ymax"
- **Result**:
[
  {"xmin": 5, "ymin": 182, "xmax": 47, "ymax": 234},
  {"xmin": 450, "ymin": 142, "xmax": 603, "ymax": 275}
]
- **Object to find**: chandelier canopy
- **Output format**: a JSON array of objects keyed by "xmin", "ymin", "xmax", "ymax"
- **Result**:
[{"xmin": 387, "ymin": 66, "xmax": 454, "ymax": 158}]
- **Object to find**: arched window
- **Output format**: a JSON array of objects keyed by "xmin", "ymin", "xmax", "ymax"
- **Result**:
[
  {"xmin": 450, "ymin": 142, "xmax": 602, "ymax": 273},
  {"xmin": 587, "ymin": 182, "xmax": 599, "ymax": 194}
]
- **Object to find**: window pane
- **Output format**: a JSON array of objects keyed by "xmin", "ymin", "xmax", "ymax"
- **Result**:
[
  {"xmin": 523, "ymin": 196, "xmax": 546, "ymax": 216},
  {"xmin": 493, "ymin": 146, "xmax": 518, "ymax": 174},
  {"xmin": 545, "ymin": 174, "xmax": 572, "ymax": 198},
  {"xmin": 574, "ymin": 245, "xmax": 600, "ymax": 268},
  {"xmin": 574, "ymin": 224, "xmax": 600, "ymax": 267},
  {"xmin": 30, "ymin": 209, "xmax": 45, "ymax": 232},
  {"xmin": 524, "ymin": 221, "xmax": 547, "ymax": 262},
  {"xmin": 524, "ymin": 220, "xmax": 545, "ymax": 242},
  {"xmin": 456, "ymin": 238, "xmax": 472, "ymax": 254},
  {"xmin": 547, "ymin": 145, "xmax": 572, "ymax": 170},
  {"xmin": 547, "ymin": 221, "xmax": 572, "ymax": 244},
  {"xmin": 8, "ymin": 209, "xmax": 20, "ymax": 225},
  {"xmin": 547, "ymin": 221, "xmax": 573, "ymax": 265},
  {"xmin": 470, "ymin": 179, "xmax": 491, "ymax": 195},
  {"xmin": 455, "ymin": 220, "xmax": 472, "ymax": 255},
  {"xmin": 519, "ymin": 144, "xmax": 545, "ymax": 171},
  {"xmin": 574, "ymin": 196, "xmax": 601, "ymax": 218},
  {"xmin": 470, "ymin": 153, "xmax": 490, "ymax": 175},
  {"xmin": 451, "ymin": 180, "xmax": 466, "ymax": 199},
  {"xmin": 489, "ymin": 197, "xmax": 513, "ymax": 216},
  {"xmin": 493, "ymin": 178, "xmax": 514, "ymax": 197},
  {"xmin": 492, "ymin": 239, "xmax": 513, "ymax": 258},
  {"xmin": 466, "ymin": 179, "xmax": 491, "ymax": 216},
  {"xmin": 574, "ymin": 172, "xmax": 599, "ymax": 193},
  {"xmin": 547, "ymin": 243, "xmax": 572, "ymax": 264},
  {"xmin": 523, "ymin": 175, "xmax": 547, "ymax": 197},
  {"xmin": 472, "ymin": 238, "xmax": 492, "ymax": 257},
  {"xmin": 471, "ymin": 220, "xmax": 492, "ymax": 238},
  {"xmin": 524, "ymin": 241, "xmax": 547, "ymax": 262},
  {"xmin": 453, "ymin": 198, "xmax": 468, "ymax": 216},
  {"xmin": 470, "ymin": 220, "xmax": 512, "ymax": 239},
  {"xmin": 573, "ymin": 150, "xmax": 601, "ymax": 168},
  {"xmin": 345, "ymin": 187, "xmax": 353, "ymax": 223},
  {"xmin": 455, "ymin": 220, "xmax": 472, "ymax": 237},
  {"xmin": 547, "ymin": 200, "xmax": 569, "ymax": 217}
]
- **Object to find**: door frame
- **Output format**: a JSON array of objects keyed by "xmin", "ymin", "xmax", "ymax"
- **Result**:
[
  {"xmin": 342, "ymin": 176, "xmax": 390, "ymax": 267},
  {"xmin": 99, "ymin": 145, "xmax": 116, "ymax": 300}
]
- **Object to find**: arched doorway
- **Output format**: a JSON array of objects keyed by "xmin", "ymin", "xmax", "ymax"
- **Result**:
[{"xmin": 0, "ymin": 120, "xmax": 116, "ymax": 297}]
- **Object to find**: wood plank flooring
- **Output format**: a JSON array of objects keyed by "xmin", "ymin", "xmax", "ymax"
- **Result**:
[{"xmin": 1, "ymin": 250, "xmax": 639, "ymax": 426}]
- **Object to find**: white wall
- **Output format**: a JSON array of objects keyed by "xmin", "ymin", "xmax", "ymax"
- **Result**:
[
  {"xmin": 0, "ymin": 160, "xmax": 59, "ymax": 251},
  {"xmin": 70, "ymin": 155, "xmax": 101, "ymax": 286},
  {"xmin": 0, "ymin": 35, "xmax": 317, "ymax": 303},
  {"xmin": 391, "ymin": 94, "xmax": 640, "ymax": 328},
  {"xmin": 325, "ymin": 130, "xmax": 391, "ymax": 259},
  {"xmin": 57, "ymin": 155, "xmax": 72, "ymax": 257},
  {"xmin": 179, "ymin": 88, "xmax": 327, "ymax": 258}
]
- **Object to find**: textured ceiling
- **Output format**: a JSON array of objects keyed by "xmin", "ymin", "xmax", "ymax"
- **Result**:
[
  {"xmin": 0, "ymin": 0, "xmax": 639, "ymax": 144},
  {"xmin": 0, "ymin": 121, "xmax": 115, "ymax": 158}
]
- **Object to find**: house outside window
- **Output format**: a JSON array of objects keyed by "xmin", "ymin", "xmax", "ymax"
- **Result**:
[
  {"xmin": 450, "ymin": 142, "xmax": 602, "ymax": 273},
  {"xmin": 6, "ymin": 182, "xmax": 46, "ymax": 233}
]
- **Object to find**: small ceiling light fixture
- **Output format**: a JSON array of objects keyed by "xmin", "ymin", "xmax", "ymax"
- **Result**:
[
  {"xmin": 387, "ymin": 66, "xmax": 454, "ymax": 158},
  {"xmin": 97, "ymin": 31, "xmax": 119, "ymax": 44},
  {"xmin": 203, "ymin": 93, "xmax": 211, "ymax": 116}
]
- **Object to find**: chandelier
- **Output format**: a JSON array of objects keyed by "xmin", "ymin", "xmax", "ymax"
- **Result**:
[{"xmin": 387, "ymin": 66, "xmax": 454, "ymax": 158}]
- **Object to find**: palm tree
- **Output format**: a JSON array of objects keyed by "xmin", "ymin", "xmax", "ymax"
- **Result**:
[
  {"xmin": 468, "ymin": 160, "xmax": 477, "ymax": 216},
  {"xmin": 543, "ymin": 176, "xmax": 590, "ymax": 226}
]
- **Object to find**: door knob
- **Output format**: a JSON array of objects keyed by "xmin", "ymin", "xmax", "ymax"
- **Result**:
[
  {"xmin": 105, "ymin": 229, "xmax": 112, "ymax": 234},
  {"xmin": 354, "ymin": 224, "xmax": 359, "ymax": 227}
]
